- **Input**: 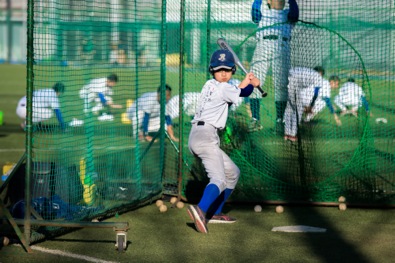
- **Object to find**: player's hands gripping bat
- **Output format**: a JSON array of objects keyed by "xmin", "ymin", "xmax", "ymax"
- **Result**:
[{"xmin": 217, "ymin": 38, "xmax": 267, "ymax": 97}]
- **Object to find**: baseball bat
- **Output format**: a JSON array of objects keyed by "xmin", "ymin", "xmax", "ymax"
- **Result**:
[{"xmin": 217, "ymin": 38, "xmax": 267, "ymax": 97}]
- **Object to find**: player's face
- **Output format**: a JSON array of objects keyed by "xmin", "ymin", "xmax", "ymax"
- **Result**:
[
  {"xmin": 268, "ymin": 0, "xmax": 285, "ymax": 10},
  {"xmin": 157, "ymin": 90, "xmax": 172, "ymax": 103},
  {"xmin": 330, "ymin": 80, "xmax": 340, "ymax": 89},
  {"xmin": 107, "ymin": 80, "xmax": 117, "ymax": 88},
  {"xmin": 213, "ymin": 69, "xmax": 233, "ymax": 83},
  {"xmin": 165, "ymin": 90, "xmax": 171, "ymax": 103}
]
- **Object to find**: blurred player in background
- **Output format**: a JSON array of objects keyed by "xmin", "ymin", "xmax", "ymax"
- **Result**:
[
  {"xmin": 126, "ymin": 85, "xmax": 178, "ymax": 142},
  {"xmin": 79, "ymin": 73, "xmax": 122, "ymax": 121},
  {"xmin": 284, "ymin": 66, "xmax": 341, "ymax": 142},
  {"xmin": 250, "ymin": 0, "xmax": 299, "ymax": 133},
  {"xmin": 166, "ymin": 92, "xmax": 201, "ymax": 120},
  {"xmin": 303, "ymin": 67, "xmax": 341, "ymax": 122},
  {"xmin": 16, "ymin": 82, "xmax": 66, "ymax": 130},
  {"xmin": 187, "ymin": 49, "xmax": 260, "ymax": 234},
  {"xmin": 334, "ymin": 78, "xmax": 371, "ymax": 117}
]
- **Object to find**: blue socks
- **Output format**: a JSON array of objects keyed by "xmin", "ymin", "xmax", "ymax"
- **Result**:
[
  {"xmin": 213, "ymin": 188, "xmax": 233, "ymax": 215},
  {"xmin": 198, "ymin": 184, "xmax": 220, "ymax": 213},
  {"xmin": 199, "ymin": 184, "xmax": 233, "ymax": 216}
]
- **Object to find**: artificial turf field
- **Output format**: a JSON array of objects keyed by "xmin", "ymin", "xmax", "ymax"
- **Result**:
[
  {"xmin": 1, "ymin": 202, "xmax": 395, "ymax": 263},
  {"xmin": 0, "ymin": 64, "xmax": 394, "ymax": 262}
]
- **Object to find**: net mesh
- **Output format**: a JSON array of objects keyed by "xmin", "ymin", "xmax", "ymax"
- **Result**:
[{"xmin": 6, "ymin": 0, "xmax": 394, "ymax": 241}]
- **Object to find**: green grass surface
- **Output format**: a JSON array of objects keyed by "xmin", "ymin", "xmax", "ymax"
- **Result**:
[
  {"xmin": 0, "ymin": 65, "xmax": 26, "ymax": 171},
  {"xmin": 1, "ymin": 202, "xmax": 394, "ymax": 262}
]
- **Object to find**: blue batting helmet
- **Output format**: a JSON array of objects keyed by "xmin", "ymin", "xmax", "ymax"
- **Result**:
[{"xmin": 209, "ymin": 49, "xmax": 236, "ymax": 75}]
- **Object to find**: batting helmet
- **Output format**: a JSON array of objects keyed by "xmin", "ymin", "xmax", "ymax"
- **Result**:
[{"xmin": 209, "ymin": 49, "xmax": 236, "ymax": 75}]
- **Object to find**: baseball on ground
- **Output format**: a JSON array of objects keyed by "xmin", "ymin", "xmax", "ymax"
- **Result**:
[
  {"xmin": 254, "ymin": 205, "xmax": 262, "ymax": 212},
  {"xmin": 2, "ymin": 236, "xmax": 10, "ymax": 246},
  {"xmin": 159, "ymin": 204, "xmax": 168, "ymax": 213},
  {"xmin": 156, "ymin": 200, "xmax": 164, "ymax": 207},
  {"xmin": 339, "ymin": 203, "xmax": 347, "ymax": 211},
  {"xmin": 170, "ymin": 197, "xmax": 178, "ymax": 204},
  {"xmin": 275, "ymin": 205, "xmax": 284, "ymax": 213},
  {"xmin": 176, "ymin": 201, "xmax": 184, "ymax": 209}
]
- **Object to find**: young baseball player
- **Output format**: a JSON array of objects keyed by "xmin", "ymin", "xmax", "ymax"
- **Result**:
[
  {"xmin": 187, "ymin": 49, "xmax": 260, "ymax": 234},
  {"xmin": 283, "ymin": 67, "xmax": 341, "ymax": 142},
  {"xmin": 126, "ymin": 85, "xmax": 178, "ymax": 142},
  {"xmin": 16, "ymin": 82, "xmax": 66, "ymax": 130},
  {"xmin": 79, "ymin": 73, "xmax": 122, "ymax": 121},
  {"xmin": 250, "ymin": 0, "xmax": 299, "ymax": 133},
  {"xmin": 334, "ymin": 78, "xmax": 371, "ymax": 117}
]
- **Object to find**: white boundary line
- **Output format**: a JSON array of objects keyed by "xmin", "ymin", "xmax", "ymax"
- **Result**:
[{"xmin": 28, "ymin": 245, "xmax": 120, "ymax": 263}]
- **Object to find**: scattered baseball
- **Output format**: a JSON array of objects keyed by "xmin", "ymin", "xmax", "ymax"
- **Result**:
[
  {"xmin": 338, "ymin": 196, "xmax": 346, "ymax": 203},
  {"xmin": 91, "ymin": 218, "xmax": 99, "ymax": 222},
  {"xmin": 170, "ymin": 197, "xmax": 178, "ymax": 204},
  {"xmin": 375, "ymin": 118, "xmax": 387, "ymax": 124},
  {"xmin": 69, "ymin": 118, "xmax": 84, "ymax": 127},
  {"xmin": 254, "ymin": 205, "xmax": 262, "ymax": 213},
  {"xmin": 156, "ymin": 200, "xmax": 164, "ymax": 207},
  {"xmin": 2, "ymin": 236, "xmax": 10, "ymax": 246},
  {"xmin": 339, "ymin": 203, "xmax": 347, "ymax": 211},
  {"xmin": 159, "ymin": 204, "xmax": 168, "ymax": 213},
  {"xmin": 176, "ymin": 201, "xmax": 185, "ymax": 209},
  {"xmin": 275, "ymin": 205, "xmax": 284, "ymax": 214}
]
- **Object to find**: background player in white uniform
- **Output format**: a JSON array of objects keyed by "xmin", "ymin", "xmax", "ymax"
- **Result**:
[
  {"xmin": 79, "ymin": 74, "xmax": 122, "ymax": 121},
  {"xmin": 16, "ymin": 82, "xmax": 66, "ymax": 129},
  {"xmin": 284, "ymin": 67, "xmax": 341, "ymax": 142},
  {"xmin": 334, "ymin": 78, "xmax": 371, "ymax": 117},
  {"xmin": 187, "ymin": 49, "xmax": 260, "ymax": 234},
  {"xmin": 126, "ymin": 85, "xmax": 178, "ymax": 142},
  {"xmin": 250, "ymin": 0, "xmax": 299, "ymax": 132},
  {"xmin": 302, "ymin": 68, "xmax": 341, "ymax": 122}
]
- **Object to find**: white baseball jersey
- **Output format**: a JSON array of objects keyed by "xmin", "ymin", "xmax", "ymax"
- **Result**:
[
  {"xmin": 192, "ymin": 79, "xmax": 241, "ymax": 130},
  {"xmin": 167, "ymin": 92, "xmax": 201, "ymax": 119},
  {"xmin": 127, "ymin": 92, "xmax": 169, "ymax": 135},
  {"xmin": 16, "ymin": 89, "xmax": 60, "ymax": 123},
  {"xmin": 79, "ymin": 78, "xmax": 113, "ymax": 113},
  {"xmin": 256, "ymin": 4, "xmax": 292, "ymax": 39},
  {"xmin": 334, "ymin": 82, "xmax": 365, "ymax": 111}
]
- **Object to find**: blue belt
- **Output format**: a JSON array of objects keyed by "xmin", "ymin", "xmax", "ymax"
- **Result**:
[
  {"xmin": 262, "ymin": 35, "xmax": 289, "ymax": 41},
  {"xmin": 197, "ymin": 121, "xmax": 205, "ymax": 126}
]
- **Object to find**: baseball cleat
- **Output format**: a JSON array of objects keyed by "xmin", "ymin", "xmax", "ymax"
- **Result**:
[
  {"xmin": 207, "ymin": 214, "xmax": 237, "ymax": 224},
  {"xmin": 247, "ymin": 120, "xmax": 263, "ymax": 132},
  {"xmin": 187, "ymin": 205, "xmax": 208, "ymax": 234}
]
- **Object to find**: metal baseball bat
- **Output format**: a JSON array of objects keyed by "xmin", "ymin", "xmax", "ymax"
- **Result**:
[{"xmin": 217, "ymin": 38, "xmax": 267, "ymax": 97}]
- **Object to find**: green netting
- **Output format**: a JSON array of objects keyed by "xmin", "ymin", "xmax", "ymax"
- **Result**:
[{"xmin": 8, "ymin": 0, "xmax": 394, "ymax": 242}]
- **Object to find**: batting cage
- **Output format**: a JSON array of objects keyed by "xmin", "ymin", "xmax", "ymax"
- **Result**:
[{"xmin": 1, "ymin": 0, "xmax": 394, "ymax": 250}]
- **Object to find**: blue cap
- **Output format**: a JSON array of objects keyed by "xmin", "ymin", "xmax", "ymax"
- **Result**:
[{"xmin": 210, "ymin": 49, "xmax": 235, "ymax": 71}]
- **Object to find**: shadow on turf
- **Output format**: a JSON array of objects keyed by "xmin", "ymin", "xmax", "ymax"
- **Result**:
[
  {"xmin": 0, "ymin": 124, "xmax": 25, "ymax": 135},
  {"xmin": 46, "ymin": 238, "xmax": 131, "ymax": 245}
]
